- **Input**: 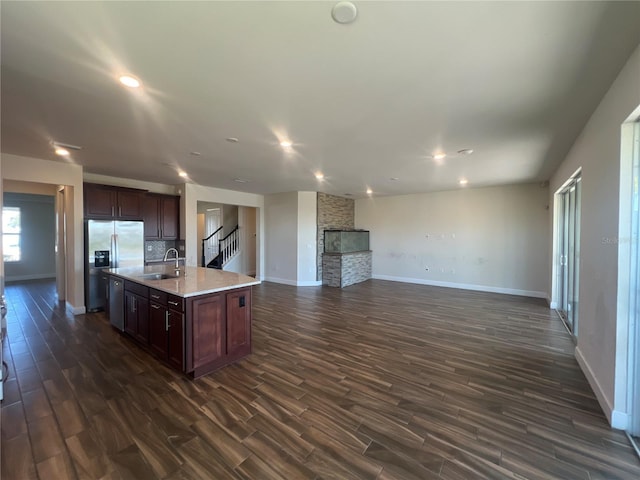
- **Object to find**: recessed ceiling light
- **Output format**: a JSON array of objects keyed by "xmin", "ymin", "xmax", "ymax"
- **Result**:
[
  {"xmin": 233, "ymin": 178, "xmax": 249, "ymax": 183},
  {"xmin": 366, "ymin": 188, "xmax": 373, "ymax": 195},
  {"xmin": 344, "ymin": 193, "xmax": 353, "ymax": 196},
  {"xmin": 190, "ymin": 151, "xmax": 201, "ymax": 156},
  {"xmin": 280, "ymin": 140, "xmax": 293, "ymax": 148},
  {"xmin": 226, "ymin": 138, "xmax": 239, "ymax": 143},
  {"xmin": 389, "ymin": 177, "xmax": 399, "ymax": 181},
  {"xmin": 315, "ymin": 172, "xmax": 324, "ymax": 180},
  {"xmin": 178, "ymin": 171, "xmax": 188, "ymax": 178},
  {"xmin": 119, "ymin": 75, "xmax": 141, "ymax": 88},
  {"xmin": 433, "ymin": 153, "xmax": 446, "ymax": 160},
  {"xmin": 459, "ymin": 178, "xmax": 469, "ymax": 186},
  {"xmin": 457, "ymin": 149, "xmax": 474, "ymax": 155},
  {"xmin": 52, "ymin": 141, "xmax": 82, "ymax": 151},
  {"xmin": 54, "ymin": 147, "xmax": 70, "ymax": 156}
]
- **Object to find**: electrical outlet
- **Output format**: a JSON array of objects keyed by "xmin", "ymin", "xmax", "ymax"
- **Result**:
[{"xmin": 147, "ymin": 245, "xmax": 152, "ymax": 251}]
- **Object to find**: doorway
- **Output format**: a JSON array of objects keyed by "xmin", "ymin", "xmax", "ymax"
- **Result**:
[{"xmin": 555, "ymin": 172, "xmax": 582, "ymax": 336}]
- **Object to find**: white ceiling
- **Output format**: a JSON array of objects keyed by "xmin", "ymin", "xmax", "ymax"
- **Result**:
[{"xmin": 2, "ymin": 1, "xmax": 639, "ymax": 197}]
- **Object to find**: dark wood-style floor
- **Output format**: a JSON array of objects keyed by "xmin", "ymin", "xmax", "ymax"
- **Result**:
[{"xmin": 2, "ymin": 279, "xmax": 640, "ymax": 479}]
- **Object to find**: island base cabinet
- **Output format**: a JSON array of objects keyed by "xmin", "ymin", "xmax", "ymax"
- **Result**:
[
  {"xmin": 168, "ymin": 309, "xmax": 185, "ymax": 371},
  {"xmin": 226, "ymin": 288, "xmax": 252, "ymax": 358},
  {"xmin": 149, "ymin": 302, "xmax": 169, "ymax": 360},
  {"xmin": 148, "ymin": 291, "xmax": 185, "ymax": 370},
  {"xmin": 185, "ymin": 288, "xmax": 252, "ymax": 378},
  {"xmin": 124, "ymin": 291, "xmax": 149, "ymax": 344},
  {"xmin": 186, "ymin": 294, "xmax": 226, "ymax": 375}
]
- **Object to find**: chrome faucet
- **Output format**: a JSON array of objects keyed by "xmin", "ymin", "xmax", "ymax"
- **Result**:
[{"xmin": 163, "ymin": 248, "xmax": 181, "ymax": 275}]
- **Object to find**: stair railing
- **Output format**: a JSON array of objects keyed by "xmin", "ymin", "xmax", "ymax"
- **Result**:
[
  {"xmin": 201, "ymin": 226, "xmax": 224, "ymax": 267},
  {"xmin": 219, "ymin": 225, "xmax": 240, "ymax": 266}
]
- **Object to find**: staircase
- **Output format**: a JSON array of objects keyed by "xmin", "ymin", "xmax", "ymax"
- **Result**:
[{"xmin": 204, "ymin": 225, "xmax": 240, "ymax": 270}]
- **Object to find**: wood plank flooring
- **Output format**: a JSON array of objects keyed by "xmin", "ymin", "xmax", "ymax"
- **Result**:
[{"xmin": 2, "ymin": 279, "xmax": 639, "ymax": 479}]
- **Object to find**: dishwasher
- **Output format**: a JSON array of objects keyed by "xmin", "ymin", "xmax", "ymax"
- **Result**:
[{"xmin": 108, "ymin": 277, "xmax": 124, "ymax": 331}]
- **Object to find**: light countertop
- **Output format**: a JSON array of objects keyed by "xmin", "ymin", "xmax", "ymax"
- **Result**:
[{"xmin": 107, "ymin": 265, "xmax": 260, "ymax": 298}]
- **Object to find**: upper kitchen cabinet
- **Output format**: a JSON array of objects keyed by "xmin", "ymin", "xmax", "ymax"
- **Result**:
[
  {"xmin": 143, "ymin": 194, "xmax": 180, "ymax": 240},
  {"xmin": 84, "ymin": 183, "xmax": 144, "ymax": 220}
]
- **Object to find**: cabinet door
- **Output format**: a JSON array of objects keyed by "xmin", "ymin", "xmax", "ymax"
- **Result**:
[
  {"xmin": 124, "ymin": 291, "xmax": 138, "ymax": 337},
  {"xmin": 160, "ymin": 196, "xmax": 179, "ymax": 239},
  {"xmin": 117, "ymin": 191, "xmax": 143, "ymax": 219},
  {"xmin": 85, "ymin": 184, "xmax": 115, "ymax": 218},
  {"xmin": 226, "ymin": 288, "xmax": 251, "ymax": 358},
  {"xmin": 135, "ymin": 294, "xmax": 149, "ymax": 344},
  {"xmin": 143, "ymin": 196, "xmax": 160, "ymax": 239},
  {"xmin": 168, "ymin": 309, "xmax": 184, "ymax": 370},
  {"xmin": 149, "ymin": 302, "xmax": 168, "ymax": 360},
  {"xmin": 188, "ymin": 294, "xmax": 225, "ymax": 371}
]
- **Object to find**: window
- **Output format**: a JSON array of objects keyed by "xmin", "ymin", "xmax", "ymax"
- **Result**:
[{"xmin": 3, "ymin": 206, "xmax": 21, "ymax": 262}]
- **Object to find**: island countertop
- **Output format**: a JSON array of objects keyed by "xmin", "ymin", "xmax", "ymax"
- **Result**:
[{"xmin": 107, "ymin": 265, "xmax": 260, "ymax": 298}]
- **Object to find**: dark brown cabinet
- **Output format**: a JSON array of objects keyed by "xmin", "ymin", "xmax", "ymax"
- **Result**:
[
  {"xmin": 143, "ymin": 194, "xmax": 179, "ymax": 240},
  {"xmin": 124, "ymin": 281, "xmax": 149, "ymax": 344},
  {"xmin": 84, "ymin": 183, "xmax": 144, "ymax": 220},
  {"xmin": 112, "ymin": 276, "xmax": 251, "ymax": 379},
  {"xmin": 186, "ymin": 294, "xmax": 225, "ymax": 374},
  {"xmin": 168, "ymin": 304, "xmax": 185, "ymax": 371},
  {"xmin": 148, "ymin": 288, "xmax": 184, "ymax": 370},
  {"xmin": 149, "ymin": 301, "xmax": 168, "ymax": 359},
  {"xmin": 184, "ymin": 288, "xmax": 252, "ymax": 378},
  {"xmin": 226, "ymin": 288, "xmax": 251, "ymax": 358}
]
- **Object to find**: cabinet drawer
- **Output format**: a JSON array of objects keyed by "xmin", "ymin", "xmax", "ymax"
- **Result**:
[
  {"xmin": 167, "ymin": 294, "xmax": 184, "ymax": 311},
  {"xmin": 124, "ymin": 280, "xmax": 149, "ymax": 297},
  {"xmin": 149, "ymin": 289, "xmax": 167, "ymax": 305}
]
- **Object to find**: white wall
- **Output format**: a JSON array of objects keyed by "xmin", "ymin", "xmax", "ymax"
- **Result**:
[
  {"xmin": 355, "ymin": 183, "xmax": 549, "ymax": 298},
  {"xmin": 264, "ymin": 192, "xmax": 298, "ymax": 284},
  {"xmin": 239, "ymin": 206, "xmax": 257, "ymax": 276},
  {"xmin": 222, "ymin": 204, "xmax": 238, "ymax": 236},
  {"xmin": 549, "ymin": 44, "xmax": 640, "ymax": 429},
  {"xmin": 183, "ymin": 183, "xmax": 264, "ymax": 278},
  {"xmin": 297, "ymin": 192, "xmax": 318, "ymax": 285},
  {"xmin": 3, "ymin": 193, "xmax": 56, "ymax": 281},
  {"xmin": 264, "ymin": 191, "xmax": 319, "ymax": 286},
  {"xmin": 1, "ymin": 154, "xmax": 84, "ymax": 313}
]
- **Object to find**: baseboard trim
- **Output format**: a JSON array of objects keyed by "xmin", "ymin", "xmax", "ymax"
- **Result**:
[
  {"xmin": 66, "ymin": 302, "xmax": 86, "ymax": 316},
  {"xmin": 5, "ymin": 273, "xmax": 56, "ymax": 282},
  {"xmin": 264, "ymin": 276, "xmax": 322, "ymax": 287},
  {"xmin": 574, "ymin": 346, "xmax": 624, "ymax": 428},
  {"xmin": 371, "ymin": 274, "xmax": 547, "ymax": 299}
]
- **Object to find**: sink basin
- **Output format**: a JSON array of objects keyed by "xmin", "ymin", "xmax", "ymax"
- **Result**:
[{"xmin": 138, "ymin": 273, "xmax": 177, "ymax": 281}]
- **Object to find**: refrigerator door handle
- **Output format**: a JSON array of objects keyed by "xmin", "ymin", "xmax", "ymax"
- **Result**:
[{"xmin": 111, "ymin": 234, "xmax": 118, "ymax": 269}]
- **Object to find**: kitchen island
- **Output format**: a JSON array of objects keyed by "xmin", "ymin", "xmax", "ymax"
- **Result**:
[{"xmin": 107, "ymin": 265, "xmax": 260, "ymax": 378}]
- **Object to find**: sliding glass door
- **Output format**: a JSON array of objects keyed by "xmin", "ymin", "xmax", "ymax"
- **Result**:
[{"xmin": 558, "ymin": 174, "xmax": 582, "ymax": 334}]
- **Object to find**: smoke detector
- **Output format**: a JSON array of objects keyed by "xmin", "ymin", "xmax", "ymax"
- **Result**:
[{"xmin": 332, "ymin": 2, "xmax": 357, "ymax": 24}]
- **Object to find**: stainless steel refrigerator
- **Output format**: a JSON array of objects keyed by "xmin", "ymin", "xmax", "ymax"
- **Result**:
[{"xmin": 85, "ymin": 220, "xmax": 144, "ymax": 312}]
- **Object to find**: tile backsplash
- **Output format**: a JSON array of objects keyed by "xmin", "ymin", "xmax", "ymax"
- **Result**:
[{"xmin": 145, "ymin": 240, "xmax": 185, "ymax": 263}]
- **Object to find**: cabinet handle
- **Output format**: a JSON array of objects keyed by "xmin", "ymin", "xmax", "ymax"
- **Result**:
[
  {"xmin": 168, "ymin": 300, "xmax": 179, "ymax": 306},
  {"xmin": 132, "ymin": 297, "xmax": 137, "ymax": 313},
  {"xmin": 119, "ymin": 206, "xmax": 122, "ymax": 217},
  {"xmin": 151, "ymin": 304, "xmax": 161, "ymax": 310},
  {"xmin": 165, "ymin": 311, "xmax": 170, "ymax": 331},
  {"xmin": 151, "ymin": 294, "xmax": 160, "ymax": 300},
  {"xmin": 111, "ymin": 206, "xmax": 115, "ymax": 216}
]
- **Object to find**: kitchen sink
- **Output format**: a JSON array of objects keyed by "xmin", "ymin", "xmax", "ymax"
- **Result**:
[{"xmin": 138, "ymin": 273, "xmax": 178, "ymax": 280}]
